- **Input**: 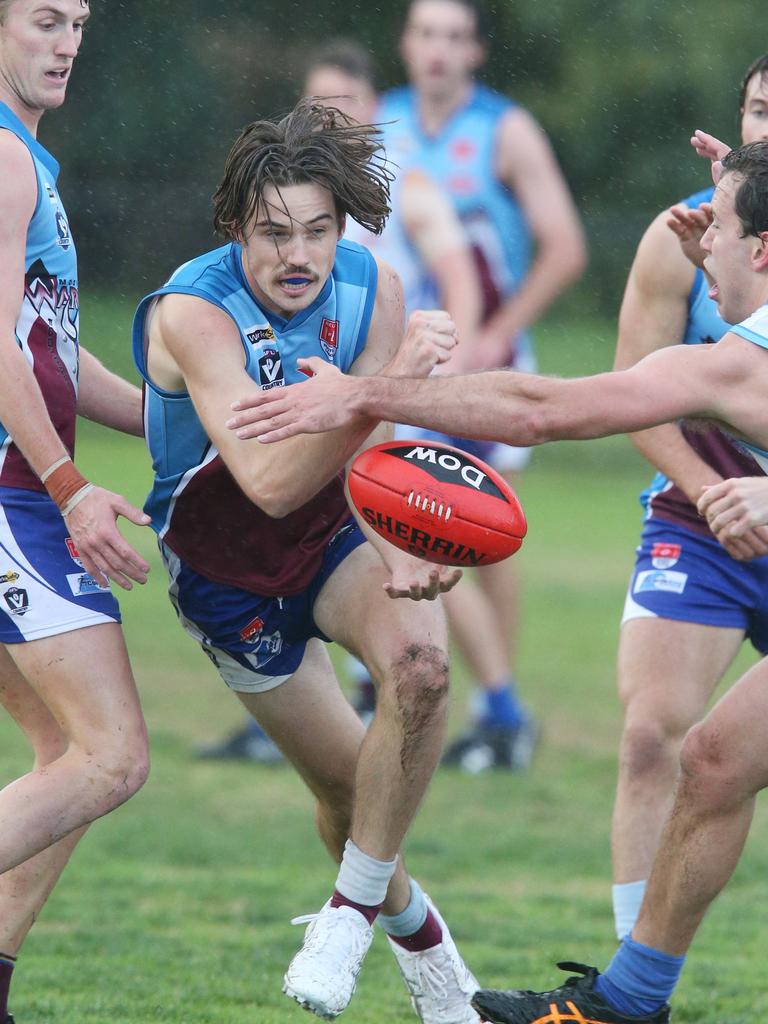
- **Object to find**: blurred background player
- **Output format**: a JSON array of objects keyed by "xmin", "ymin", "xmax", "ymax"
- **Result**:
[
  {"xmin": 378, "ymin": 0, "xmax": 587, "ymax": 769},
  {"xmin": 609, "ymin": 52, "xmax": 768, "ymax": 940},
  {"xmin": 0, "ymin": 1, "xmax": 152, "ymax": 1019}
]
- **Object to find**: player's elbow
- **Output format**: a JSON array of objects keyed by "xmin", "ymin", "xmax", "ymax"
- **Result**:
[{"xmin": 241, "ymin": 478, "xmax": 304, "ymax": 519}]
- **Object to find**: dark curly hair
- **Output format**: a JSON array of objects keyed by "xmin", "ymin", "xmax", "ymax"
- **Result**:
[
  {"xmin": 213, "ymin": 99, "xmax": 392, "ymax": 241},
  {"xmin": 721, "ymin": 141, "xmax": 768, "ymax": 238}
]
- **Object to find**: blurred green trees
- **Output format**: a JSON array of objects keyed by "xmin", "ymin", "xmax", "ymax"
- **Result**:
[{"xmin": 44, "ymin": 0, "xmax": 760, "ymax": 313}]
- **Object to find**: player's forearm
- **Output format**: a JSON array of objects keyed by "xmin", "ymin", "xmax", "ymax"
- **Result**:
[
  {"xmin": 352, "ymin": 371, "xmax": 555, "ymax": 446},
  {"xmin": 77, "ymin": 348, "xmax": 144, "ymax": 436},
  {"xmin": 486, "ymin": 244, "xmax": 587, "ymax": 340},
  {"xmin": 0, "ymin": 338, "xmax": 70, "ymax": 475},
  {"xmin": 629, "ymin": 423, "xmax": 724, "ymax": 504}
]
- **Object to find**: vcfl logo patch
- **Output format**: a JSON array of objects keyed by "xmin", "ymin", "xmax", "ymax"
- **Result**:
[
  {"xmin": 3, "ymin": 586, "xmax": 29, "ymax": 616},
  {"xmin": 258, "ymin": 347, "xmax": 285, "ymax": 390}
]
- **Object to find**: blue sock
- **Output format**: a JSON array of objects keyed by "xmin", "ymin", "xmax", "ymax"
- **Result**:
[
  {"xmin": 480, "ymin": 683, "xmax": 525, "ymax": 729},
  {"xmin": 596, "ymin": 934, "xmax": 685, "ymax": 1016}
]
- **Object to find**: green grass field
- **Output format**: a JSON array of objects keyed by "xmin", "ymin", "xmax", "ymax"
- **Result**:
[{"xmin": 2, "ymin": 300, "xmax": 768, "ymax": 1022}]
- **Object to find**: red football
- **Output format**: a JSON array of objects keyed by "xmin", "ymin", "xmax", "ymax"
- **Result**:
[{"xmin": 348, "ymin": 439, "xmax": 527, "ymax": 566}]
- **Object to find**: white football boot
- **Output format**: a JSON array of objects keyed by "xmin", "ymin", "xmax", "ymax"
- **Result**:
[
  {"xmin": 283, "ymin": 901, "xmax": 374, "ymax": 1019},
  {"xmin": 387, "ymin": 896, "xmax": 481, "ymax": 1024}
]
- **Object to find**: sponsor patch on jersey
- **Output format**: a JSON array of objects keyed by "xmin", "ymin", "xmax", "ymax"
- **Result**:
[
  {"xmin": 258, "ymin": 347, "xmax": 285, "ymax": 390},
  {"xmin": 650, "ymin": 542, "xmax": 682, "ymax": 569},
  {"xmin": 634, "ymin": 569, "xmax": 688, "ymax": 595},
  {"xmin": 320, "ymin": 318, "xmax": 339, "ymax": 360},
  {"xmin": 0, "ymin": 570, "xmax": 20, "ymax": 584},
  {"xmin": 66, "ymin": 572, "xmax": 111, "ymax": 596},
  {"xmin": 65, "ymin": 537, "xmax": 84, "ymax": 566},
  {"xmin": 245, "ymin": 324, "xmax": 275, "ymax": 344},
  {"xmin": 3, "ymin": 586, "xmax": 29, "ymax": 616},
  {"xmin": 55, "ymin": 209, "xmax": 72, "ymax": 251}
]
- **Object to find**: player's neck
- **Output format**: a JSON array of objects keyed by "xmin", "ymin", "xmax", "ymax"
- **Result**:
[
  {"xmin": 0, "ymin": 84, "xmax": 44, "ymax": 136},
  {"xmin": 416, "ymin": 80, "xmax": 473, "ymax": 135}
]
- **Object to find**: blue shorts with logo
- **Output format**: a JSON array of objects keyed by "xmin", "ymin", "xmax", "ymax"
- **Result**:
[
  {"xmin": 160, "ymin": 517, "xmax": 367, "ymax": 693},
  {"xmin": 622, "ymin": 518, "xmax": 768, "ymax": 654},
  {"xmin": 0, "ymin": 486, "xmax": 120, "ymax": 644}
]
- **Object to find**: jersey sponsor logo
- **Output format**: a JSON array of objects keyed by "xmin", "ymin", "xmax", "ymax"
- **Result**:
[
  {"xmin": 650, "ymin": 542, "xmax": 682, "ymax": 569},
  {"xmin": 65, "ymin": 537, "xmax": 84, "ymax": 566},
  {"xmin": 66, "ymin": 572, "xmax": 110, "ymax": 596},
  {"xmin": 634, "ymin": 569, "xmax": 688, "ymax": 595},
  {"xmin": 320, "ymin": 318, "xmax": 339, "ymax": 360},
  {"xmin": 446, "ymin": 173, "xmax": 478, "ymax": 196},
  {"xmin": 245, "ymin": 324, "xmax": 275, "ymax": 344},
  {"xmin": 0, "ymin": 570, "xmax": 20, "ymax": 584},
  {"xmin": 258, "ymin": 347, "xmax": 285, "ymax": 390},
  {"xmin": 3, "ymin": 586, "xmax": 29, "ymax": 616}
]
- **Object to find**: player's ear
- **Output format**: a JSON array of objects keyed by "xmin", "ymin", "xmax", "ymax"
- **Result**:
[
  {"xmin": 754, "ymin": 230, "xmax": 768, "ymax": 271},
  {"xmin": 337, "ymin": 213, "xmax": 347, "ymax": 240}
]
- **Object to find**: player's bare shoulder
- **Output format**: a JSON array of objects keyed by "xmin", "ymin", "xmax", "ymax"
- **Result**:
[
  {"xmin": 632, "ymin": 207, "xmax": 697, "ymax": 297},
  {"xmin": 0, "ymin": 131, "xmax": 38, "ymax": 233},
  {"xmin": 351, "ymin": 258, "xmax": 405, "ymax": 375}
]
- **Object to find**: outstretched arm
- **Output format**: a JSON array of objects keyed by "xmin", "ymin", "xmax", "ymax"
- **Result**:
[
  {"xmin": 228, "ymin": 332, "xmax": 761, "ymax": 448},
  {"xmin": 78, "ymin": 347, "xmax": 144, "ymax": 436}
]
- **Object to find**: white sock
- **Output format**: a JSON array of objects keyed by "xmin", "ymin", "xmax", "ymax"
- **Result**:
[
  {"xmin": 335, "ymin": 839, "xmax": 398, "ymax": 906},
  {"xmin": 612, "ymin": 880, "xmax": 647, "ymax": 939}
]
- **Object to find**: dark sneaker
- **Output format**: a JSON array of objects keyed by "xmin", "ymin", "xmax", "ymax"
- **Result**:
[
  {"xmin": 441, "ymin": 718, "xmax": 539, "ymax": 773},
  {"xmin": 196, "ymin": 723, "xmax": 284, "ymax": 764},
  {"xmin": 472, "ymin": 963, "xmax": 670, "ymax": 1024}
]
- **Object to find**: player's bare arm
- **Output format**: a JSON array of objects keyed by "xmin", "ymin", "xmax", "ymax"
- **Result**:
[
  {"xmin": 78, "ymin": 347, "xmax": 144, "ymax": 436},
  {"xmin": 150, "ymin": 292, "xmax": 379, "ymax": 518},
  {"xmin": 473, "ymin": 107, "xmax": 586, "ymax": 366},
  {"xmin": 344, "ymin": 261, "xmax": 462, "ymax": 600},
  {"xmin": 0, "ymin": 132, "xmax": 150, "ymax": 589},
  {"xmin": 398, "ymin": 170, "xmax": 482, "ymax": 370}
]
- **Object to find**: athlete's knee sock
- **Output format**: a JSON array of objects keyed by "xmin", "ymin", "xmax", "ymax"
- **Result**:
[
  {"xmin": 480, "ymin": 681, "xmax": 526, "ymax": 729},
  {"xmin": 596, "ymin": 934, "xmax": 685, "ymax": 1016},
  {"xmin": 612, "ymin": 880, "xmax": 647, "ymax": 939},
  {"xmin": 0, "ymin": 953, "xmax": 16, "ymax": 1017},
  {"xmin": 331, "ymin": 839, "xmax": 397, "ymax": 925},
  {"xmin": 378, "ymin": 877, "xmax": 442, "ymax": 951}
]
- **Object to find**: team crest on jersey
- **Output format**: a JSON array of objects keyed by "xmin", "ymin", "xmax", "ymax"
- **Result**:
[
  {"xmin": 650, "ymin": 542, "xmax": 682, "ymax": 569},
  {"xmin": 0, "ymin": 570, "xmax": 19, "ymax": 584},
  {"xmin": 238, "ymin": 615, "xmax": 283, "ymax": 657},
  {"xmin": 45, "ymin": 184, "xmax": 72, "ymax": 251},
  {"xmin": 3, "ymin": 587, "xmax": 29, "ymax": 616},
  {"xmin": 320, "ymin": 318, "xmax": 339, "ymax": 360},
  {"xmin": 245, "ymin": 324, "xmax": 275, "ymax": 344},
  {"xmin": 240, "ymin": 615, "xmax": 265, "ymax": 644},
  {"xmin": 258, "ymin": 347, "xmax": 284, "ymax": 390},
  {"xmin": 65, "ymin": 537, "xmax": 84, "ymax": 567}
]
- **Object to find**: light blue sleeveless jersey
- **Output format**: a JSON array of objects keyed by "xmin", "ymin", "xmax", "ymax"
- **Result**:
[
  {"xmin": 731, "ymin": 303, "xmax": 768, "ymax": 470},
  {"xmin": 0, "ymin": 102, "xmax": 79, "ymax": 490},
  {"xmin": 133, "ymin": 239, "xmax": 377, "ymax": 595},
  {"xmin": 378, "ymin": 84, "xmax": 532, "ymax": 340}
]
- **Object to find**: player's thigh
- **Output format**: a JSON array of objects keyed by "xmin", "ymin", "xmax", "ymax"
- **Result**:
[
  {"xmin": 238, "ymin": 638, "xmax": 364, "ymax": 804},
  {"xmin": 6, "ymin": 622, "xmax": 146, "ymax": 750},
  {"xmin": 312, "ymin": 541, "xmax": 448, "ymax": 684},
  {"xmin": 688, "ymin": 655, "xmax": 768, "ymax": 793},
  {"xmin": 0, "ymin": 643, "xmax": 66, "ymax": 759},
  {"xmin": 617, "ymin": 617, "xmax": 744, "ymax": 734}
]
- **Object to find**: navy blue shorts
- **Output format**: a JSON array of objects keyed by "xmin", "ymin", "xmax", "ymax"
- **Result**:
[
  {"xmin": 0, "ymin": 487, "xmax": 120, "ymax": 644},
  {"xmin": 159, "ymin": 517, "xmax": 367, "ymax": 692},
  {"xmin": 622, "ymin": 519, "xmax": 768, "ymax": 654}
]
